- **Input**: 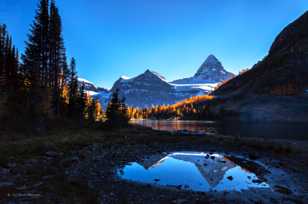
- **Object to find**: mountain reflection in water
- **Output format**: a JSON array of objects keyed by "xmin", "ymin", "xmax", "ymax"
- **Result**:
[{"xmin": 118, "ymin": 152, "xmax": 269, "ymax": 192}]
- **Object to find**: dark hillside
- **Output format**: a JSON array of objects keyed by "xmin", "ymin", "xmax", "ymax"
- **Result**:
[
  {"xmin": 209, "ymin": 11, "xmax": 308, "ymax": 122},
  {"xmin": 214, "ymin": 11, "xmax": 308, "ymax": 97}
]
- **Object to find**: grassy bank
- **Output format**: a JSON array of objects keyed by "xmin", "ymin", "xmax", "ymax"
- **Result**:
[{"xmin": 0, "ymin": 124, "xmax": 306, "ymax": 166}]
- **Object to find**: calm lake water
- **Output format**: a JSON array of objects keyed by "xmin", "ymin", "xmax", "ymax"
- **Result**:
[
  {"xmin": 131, "ymin": 120, "xmax": 308, "ymax": 140},
  {"xmin": 117, "ymin": 152, "xmax": 270, "ymax": 192}
]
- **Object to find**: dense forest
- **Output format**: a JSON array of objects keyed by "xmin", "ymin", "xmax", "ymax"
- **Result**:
[
  {"xmin": 128, "ymin": 95, "xmax": 215, "ymax": 120},
  {"xmin": 0, "ymin": 0, "xmax": 129, "ymax": 132}
]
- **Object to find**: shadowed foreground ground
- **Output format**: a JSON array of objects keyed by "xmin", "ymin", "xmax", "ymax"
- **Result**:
[{"xmin": 0, "ymin": 125, "xmax": 307, "ymax": 203}]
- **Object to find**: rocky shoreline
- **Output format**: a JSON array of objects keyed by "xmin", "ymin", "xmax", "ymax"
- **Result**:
[{"xmin": 0, "ymin": 127, "xmax": 308, "ymax": 203}]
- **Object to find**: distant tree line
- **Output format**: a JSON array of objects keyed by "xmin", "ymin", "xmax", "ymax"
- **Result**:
[
  {"xmin": 128, "ymin": 95, "xmax": 215, "ymax": 120},
  {"xmin": 0, "ymin": 0, "xmax": 128, "ymax": 132}
]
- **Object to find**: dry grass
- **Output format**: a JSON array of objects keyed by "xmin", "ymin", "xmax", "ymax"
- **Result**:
[{"xmin": 0, "ymin": 124, "xmax": 303, "ymax": 166}]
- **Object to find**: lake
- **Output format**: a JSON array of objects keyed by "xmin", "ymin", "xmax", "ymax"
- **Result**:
[{"xmin": 131, "ymin": 120, "xmax": 308, "ymax": 140}]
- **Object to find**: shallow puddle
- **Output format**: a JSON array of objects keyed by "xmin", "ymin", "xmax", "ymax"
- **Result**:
[{"xmin": 117, "ymin": 152, "xmax": 270, "ymax": 192}]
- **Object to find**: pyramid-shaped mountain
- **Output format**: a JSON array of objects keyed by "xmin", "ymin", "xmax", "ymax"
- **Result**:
[{"xmin": 172, "ymin": 55, "xmax": 235, "ymax": 84}]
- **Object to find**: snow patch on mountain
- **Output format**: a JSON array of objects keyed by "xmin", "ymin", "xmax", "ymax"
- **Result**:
[
  {"xmin": 78, "ymin": 77, "xmax": 95, "ymax": 85},
  {"xmin": 145, "ymin": 69, "xmax": 167, "ymax": 82},
  {"xmin": 120, "ymin": 75, "xmax": 131, "ymax": 80},
  {"xmin": 171, "ymin": 83, "xmax": 218, "ymax": 91},
  {"xmin": 78, "ymin": 77, "xmax": 111, "ymax": 109},
  {"xmin": 172, "ymin": 55, "xmax": 234, "ymax": 84},
  {"xmin": 85, "ymin": 90, "xmax": 100, "ymax": 96}
]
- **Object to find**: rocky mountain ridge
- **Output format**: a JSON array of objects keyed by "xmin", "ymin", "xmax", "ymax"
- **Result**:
[
  {"xmin": 81, "ymin": 55, "xmax": 235, "ymax": 108},
  {"xmin": 111, "ymin": 69, "xmax": 206, "ymax": 108},
  {"xmin": 172, "ymin": 55, "xmax": 235, "ymax": 84}
]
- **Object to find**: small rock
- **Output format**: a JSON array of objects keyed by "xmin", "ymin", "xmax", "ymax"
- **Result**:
[
  {"xmin": 33, "ymin": 182, "xmax": 43, "ymax": 188},
  {"xmin": 24, "ymin": 159, "xmax": 39, "ymax": 166},
  {"xmin": 7, "ymin": 162, "xmax": 16, "ymax": 168},
  {"xmin": 16, "ymin": 185, "xmax": 28, "ymax": 190},
  {"xmin": 248, "ymin": 153, "xmax": 258, "ymax": 160},
  {"xmin": 42, "ymin": 175, "xmax": 54, "ymax": 180},
  {"xmin": 252, "ymin": 179, "xmax": 262, "ymax": 184},
  {"xmin": 46, "ymin": 151, "xmax": 62, "ymax": 157},
  {"xmin": 0, "ymin": 167, "xmax": 10, "ymax": 175},
  {"xmin": 278, "ymin": 162, "xmax": 284, "ymax": 167},
  {"xmin": 274, "ymin": 185, "xmax": 292, "ymax": 195},
  {"xmin": 176, "ymin": 185, "xmax": 182, "ymax": 189},
  {"xmin": 0, "ymin": 182, "xmax": 14, "ymax": 188},
  {"xmin": 172, "ymin": 199, "xmax": 187, "ymax": 204},
  {"xmin": 227, "ymin": 176, "xmax": 233, "ymax": 181},
  {"xmin": 61, "ymin": 156, "xmax": 79, "ymax": 168}
]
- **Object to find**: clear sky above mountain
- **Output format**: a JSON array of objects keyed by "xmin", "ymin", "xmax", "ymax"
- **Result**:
[{"xmin": 1, "ymin": 0, "xmax": 308, "ymax": 88}]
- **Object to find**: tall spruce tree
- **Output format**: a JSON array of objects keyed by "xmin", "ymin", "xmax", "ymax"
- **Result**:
[
  {"xmin": 88, "ymin": 99, "xmax": 96, "ymax": 124},
  {"xmin": 21, "ymin": 0, "xmax": 50, "ymax": 122},
  {"xmin": 75, "ymin": 82, "xmax": 86, "ymax": 124},
  {"xmin": 0, "ymin": 25, "xmax": 5, "ymax": 78},
  {"xmin": 22, "ymin": 0, "xmax": 49, "ymax": 84},
  {"xmin": 0, "ymin": 25, "xmax": 5, "ymax": 84},
  {"xmin": 68, "ymin": 57, "xmax": 79, "ymax": 118},
  {"xmin": 49, "ymin": 0, "xmax": 67, "ymax": 116},
  {"xmin": 0, "ymin": 24, "xmax": 24, "ymax": 127},
  {"xmin": 0, "ymin": 24, "xmax": 19, "ymax": 91}
]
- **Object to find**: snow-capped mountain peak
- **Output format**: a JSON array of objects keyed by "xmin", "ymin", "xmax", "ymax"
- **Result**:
[
  {"xmin": 80, "ymin": 55, "xmax": 235, "ymax": 108},
  {"xmin": 171, "ymin": 54, "xmax": 235, "ymax": 84},
  {"xmin": 143, "ymin": 69, "xmax": 166, "ymax": 81},
  {"xmin": 194, "ymin": 55, "xmax": 224, "ymax": 77}
]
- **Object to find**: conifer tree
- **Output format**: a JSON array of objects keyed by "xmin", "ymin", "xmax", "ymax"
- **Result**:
[
  {"xmin": 49, "ymin": 0, "xmax": 67, "ymax": 116},
  {"xmin": 68, "ymin": 57, "xmax": 78, "ymax": 118},
  {"xmin": 88, "ymin": 99, "xmax": 96, "ymax": 124},
  {"xmin": 0, "ymin": 24, "xmax": 19, "ymax": 92},
  {"xmin": 0, "ymin": 24, "xmax": 25, "ymax": 126},
  {"xmin": 22, "ymin": 0, "xmax": 49, "ymax": 84},
  {"xmin": 77, "ymin": 82, "xmax": 86, "ymax": 123},
  {"xmin": 106, "ymin": 89, "xmax": 129, "ymax": 127},
  {"xmin": 0, "ymin": 25, "xmax": 5, "ymax": 78},
  {"xmin": 0, "ymin": 25, "xmax": 9, "ymax": 87},
  {"xmin": 21, "ymin": 0, "xmax": 50, "ymax": 121}
]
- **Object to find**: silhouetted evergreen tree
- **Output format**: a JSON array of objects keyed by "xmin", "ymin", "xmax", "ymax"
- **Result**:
[
  {"xmin": 77, "ymin": 82, "xmax": 86, "ymax": 124},
  {"xmin": 49, "ymin": 0, "xmax": 67, "ymax": 116},
  {"xmin": 87, "ymin": 99, "xmax": 96, "ymax": 124},
  {"xmin": 0, "ymin": 25, "xmax": 5, "ymax": 78},
  {"xmin": 0, "ymin": 24, "xmax": 27, "ymax": 128},
  {"xmin": 0, "ymin": 25, "xmax": 18, "ymax": 88},
  {"xmin": 68, "ymin": 57, "xmax": 79, "ymax": 118},
  {"xmin": 106, "ymin": 89, "xmax": 129, "ymax": 127},
  {"xmin": 0, "ymin": 24, "xmax": 19, "ymax": 93},
  {"xmin": 21, "ymin": 0, "xmax": 50, "ymax": 124}
]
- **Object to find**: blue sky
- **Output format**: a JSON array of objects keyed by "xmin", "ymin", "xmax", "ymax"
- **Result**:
[{"xmin": 1, "ymin": 0, "xmax": 308, "ymax": 88}]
